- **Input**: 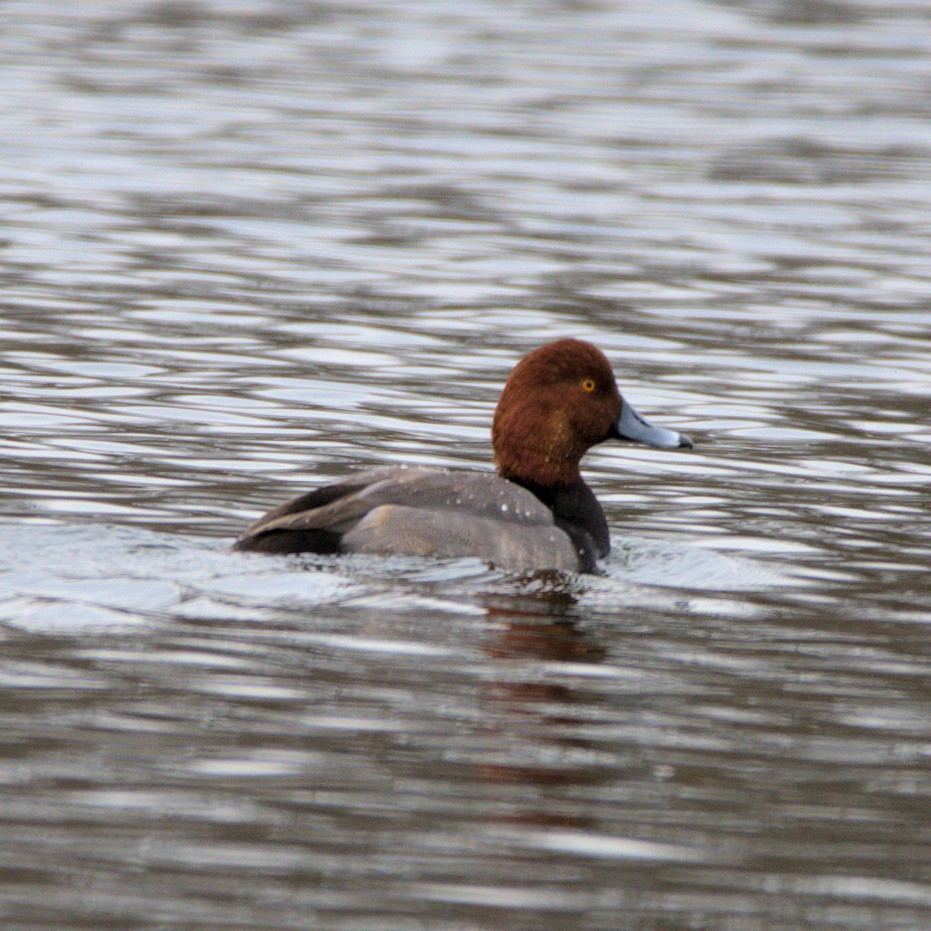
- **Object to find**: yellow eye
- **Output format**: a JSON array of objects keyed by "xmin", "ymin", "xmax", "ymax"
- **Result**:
[{"xmin": 581, "ymin": 378, "xmax": 596, "ymax": 393}]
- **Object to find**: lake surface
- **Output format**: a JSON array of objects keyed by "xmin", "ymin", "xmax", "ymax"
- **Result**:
[{"xmin": 1, "ymin": 1, "xmax": 929, "ymax": 927}]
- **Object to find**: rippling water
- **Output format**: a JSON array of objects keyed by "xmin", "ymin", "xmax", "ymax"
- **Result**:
[{"xmin": 1, "ymin": 1, "xmax": 929, "ymax": 927}]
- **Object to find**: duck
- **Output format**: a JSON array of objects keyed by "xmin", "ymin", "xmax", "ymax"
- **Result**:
[{"xmin": 234, "ymin": 338, "xmax": 692, "ymax": 573}]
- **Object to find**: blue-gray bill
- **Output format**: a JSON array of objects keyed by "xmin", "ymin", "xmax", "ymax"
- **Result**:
[{"xmin": 616, "ymin": 399, "xmax": 693, "ymax": 449}]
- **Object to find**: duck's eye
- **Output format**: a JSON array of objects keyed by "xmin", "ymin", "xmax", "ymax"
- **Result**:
[{"xmin": 581, "ymin": 378, "xmax": 596, "ymax": 393}]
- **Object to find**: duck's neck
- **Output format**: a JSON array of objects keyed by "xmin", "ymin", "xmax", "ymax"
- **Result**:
[{"xmin": 506, "ymin": 474, "xmax": 610, "ymax": 566}]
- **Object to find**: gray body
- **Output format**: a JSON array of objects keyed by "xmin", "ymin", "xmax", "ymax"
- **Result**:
[{"xmin": 234, "ymin": 466, "xmax": 581, "ymax": 572}]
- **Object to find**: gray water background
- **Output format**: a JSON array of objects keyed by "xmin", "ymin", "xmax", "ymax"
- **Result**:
[{"xmin": 0, "ymin": 1, "xmax": 929, "ymax": 928}]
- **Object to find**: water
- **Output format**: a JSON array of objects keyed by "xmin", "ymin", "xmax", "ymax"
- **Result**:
[{"xmin": 1, "ymin": 1, "xmax": 929, "ymax": 927}]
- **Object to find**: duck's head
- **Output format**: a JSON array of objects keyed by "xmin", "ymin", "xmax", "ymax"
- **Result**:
[{"xmin": 492, "ymin": 338, "xmax": 691, "ymax": 487}]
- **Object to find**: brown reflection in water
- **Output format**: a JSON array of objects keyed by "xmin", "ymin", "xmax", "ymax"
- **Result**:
[
  {"xmin": 482, "ymin": 574, "xmax": 603, "ymax": 659},
  {"xmin": 485, "ymin": 616, "xmax": 607, "ymax": 665},
  {"xmin": 467, "ymin": 585, "xmax": 624, "ymax": 830}
]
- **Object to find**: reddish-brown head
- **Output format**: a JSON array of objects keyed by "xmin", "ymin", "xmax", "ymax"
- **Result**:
[{"xmin": 492, "ymin": 339, "xmax": 623, "ymax": 487}]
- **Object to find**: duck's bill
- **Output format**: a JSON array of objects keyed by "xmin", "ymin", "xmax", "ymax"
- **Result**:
[{"xmin": 615, "ymin": 399, "xmax": 692, "ymax": 449}]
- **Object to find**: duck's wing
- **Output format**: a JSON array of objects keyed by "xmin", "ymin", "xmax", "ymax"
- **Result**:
[
  {"xmin": 233, "ymin": 467, "xmax": 435, "ymax": 554},
  {"xmin": 233, "ymin": 467, "xmax": 579, "ymax": 571}
]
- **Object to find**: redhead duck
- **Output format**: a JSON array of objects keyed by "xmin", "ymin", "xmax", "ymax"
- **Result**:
[{"xmin": 234, "ymin": 339, "xmax": 692, "ymax": 573}]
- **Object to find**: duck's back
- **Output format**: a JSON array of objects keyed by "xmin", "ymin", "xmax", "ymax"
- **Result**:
[{"xmin": 233, "ymin": 466, "xmax": 580, "ymax": 572}]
